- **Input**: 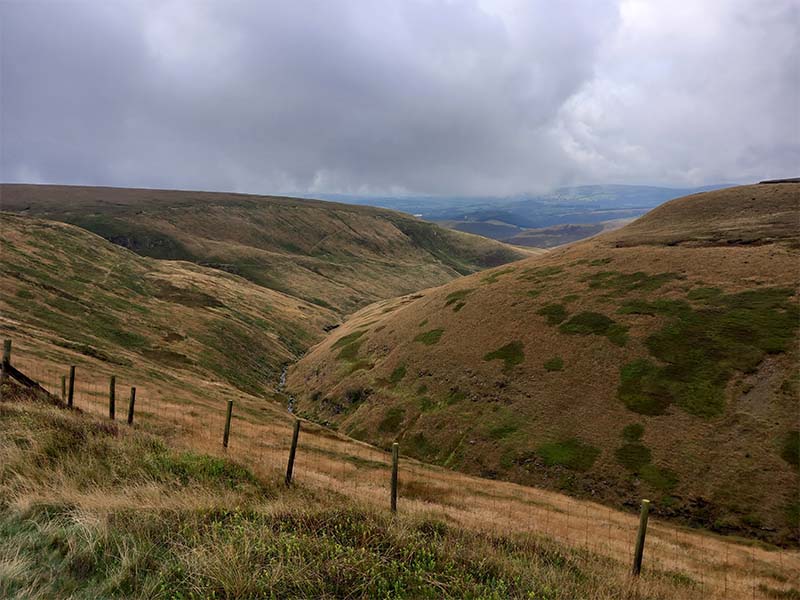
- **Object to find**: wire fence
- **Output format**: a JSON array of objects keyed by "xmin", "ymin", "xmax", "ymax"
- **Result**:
[{"xmin": 5, "ymin": 347, "xmax": 799, "ymax": 600}]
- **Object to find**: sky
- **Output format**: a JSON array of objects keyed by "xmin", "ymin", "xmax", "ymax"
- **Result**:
[{"xmin": 2, "ymin": 0, "xmax": 798, "ymax": 197}]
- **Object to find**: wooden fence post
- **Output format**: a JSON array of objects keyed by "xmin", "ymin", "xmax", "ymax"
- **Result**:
[
  {"xmin": 1, "ymin": 339, "xmax": 11, "ymax": 386},
  {"xmin": 391, "ymin": 442, "xmax": 399, "ymax": 513},
  {"xmin": 67, "ymin": 366, "xmax": 75, "ymax": 408},
  {"xmin": 285, "ymin": 419, "xmax": 301, "ymax": 486},
  {"xmin": 61, "ymin": 375, "xmax": 66, "ymax": 401},
  {"xmin": 108, "ymin": 375, "xmax": 116, "ymax": 420},
  {"xmin": 223, "ymin": 400, "xmax": 233, "ymax": 448},
  {"xmin": 632, "ymin": 499, "xmax": 650, "ymax": 576},
  {"xmin": 127, "ymin": 387, "xmax": 136, "ymax": 425}
]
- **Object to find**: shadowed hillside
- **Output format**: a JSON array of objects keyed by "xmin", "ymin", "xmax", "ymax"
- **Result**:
[
  {"xmin": 0, "ymin": 213, "xmax": 334, "ymax": 395},
  {"xmin": 287, "ymin": 183, "xmax": 800, "ymax": 544},
  {"xmin": 0, "ymin": 184, "xmax": 530, "ymax": 314}
]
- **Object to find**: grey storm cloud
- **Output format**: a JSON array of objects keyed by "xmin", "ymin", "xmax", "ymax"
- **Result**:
[{"xmin": 2, "ymin": 0, "xmax": 798, "ymax": 196}]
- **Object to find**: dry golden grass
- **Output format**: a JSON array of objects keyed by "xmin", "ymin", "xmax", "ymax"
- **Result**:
[
  {"xmin": 5, "ymin": 345, "xmax": 799, "ymax": 599},
  {"xmin": 289, "ymin": 183, "xmax": 800, "ymax": 545}
]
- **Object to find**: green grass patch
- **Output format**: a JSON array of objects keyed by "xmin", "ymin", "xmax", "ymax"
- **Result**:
[
  {"xmin": 488, "ymin": 424, "xmax": 518, "ymax": 440},
  {"xmin": 389, "ymin": 365, "xmax": 407, "ymax": 385},
  {"xmin": 336, "ymin": 339, "xmax": 365, "ymax": 362},
  {"xmin": 562, "ymin": 294, "xmax": 579, "ymax": 303},
  {"xmin": 414, "ymin": 328, "xmax": 444, "ymax": 345},
  {"xmin": 536, "ymin": 439, "xmax": 600, "ymax": 472},
  {"xmin": 617, "ymin": 287, "xmax": 799, "ymax": 417},
  {"xmin": 559, "ymin": 312, "xmax": 629, "ymax": 346},
  {"xmin": 614, "ymin": 443, "xmax": 652, "ymax": 471},
  {"xmin": 482, "ymin": 267, "xmax": 515, "ymax": 284},
  {"xmin": 687, "ymin": 287, "xmax": 724, "ymax": 303},
  {"xmin": 617, "ymin": 299, "xmax": 690, "ymax": 317},
  {"xmin": 588, "ymin": 258, "xmax": 613, "ymax": 266},
  {"xmin": 332, "ymin": 330, "xmax": 367, "ymax": 349},
  {"xmin": 445, "ymin": 289, "xmax": 474, "ymax": 310},
  {"xmin": 780, "ymin": 430, "xmax": 799, "ymax": 470},
  {"xmin": 446, "ymin": 389, "xmax": 468, "ymax": 405},
  {"xmin": 378, "ymin": 407, "xmax": 405, "ymax": 433},
  {"xmin": 483, "ymin": 341, "xmax": 525, "ymax": 372},
  {"xmin": 618, "ymin": 359, "xmax": 671, "ymax": 415},
  {"xmin": 519, "ymin": 266, "xmax": 564, "ymax": 282},
  {"xmin": 543, "ymin": 357, "xmax": 564, "ymax": 372},
  {"xmin": 526, "ymin": 289, "xmax": 542, "ymax": 299},
  {"xmin": 584, "ymin": 271, "xmax": 680, "ymax": 295},
  {"xmin": 622, "ymin": 423, "xmax": 644, "ymax": 442},
  {"xmin": 536, "ymin": 303, "xmax": 568, "ymax": 325},
  {"xmin": 640, "ymin": 464, "xmax": 679, "ymax": 492},
  {"xmin": 419, "ymin": 397, "xmax": 435, "ymax": 411}
]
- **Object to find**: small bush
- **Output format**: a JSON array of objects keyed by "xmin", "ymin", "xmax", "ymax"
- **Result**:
[
  {"xmin": 543, "ymin": 357, "xmax": 564, "ymax": 372},
  {"xmin": 484, "ymin": 341, "xmax": 525, "ymax": 372},
  {"xmin": 415, "ymin": 329, "xmax": 444, "ymax": 345}
]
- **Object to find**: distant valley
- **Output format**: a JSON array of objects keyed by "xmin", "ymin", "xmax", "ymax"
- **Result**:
[{"xmin": 319, "ymin": 184, "xmax": 732, "ymax": 248}]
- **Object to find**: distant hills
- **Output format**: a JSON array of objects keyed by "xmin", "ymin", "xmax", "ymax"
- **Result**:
[
  {"xmin": 319, "ymin": 184, "xmax": 733, "ymax": 247},
  {"xmin": 287, "ymin": 183, "xmax": 800, "ymax": 544},
  {"xmin": 0, "ymin": 184, "xmax": 529, "ymax": 315}
]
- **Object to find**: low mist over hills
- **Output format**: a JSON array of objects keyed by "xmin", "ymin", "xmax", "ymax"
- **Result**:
[{"xmin": 287, "ymin": 183, "xmax": 800, "ymax": 544}]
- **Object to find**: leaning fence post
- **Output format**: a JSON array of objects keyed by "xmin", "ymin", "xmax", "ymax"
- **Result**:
[
  {"xmin": 127, "ymin": 387, "xmax": 136, "ymax": 425},
  {"xmin": 1, "ymin": 339, "xmax": 11, "ymax": 386},
  {"xmin": 223, "ymin": 400, "xmax": 233, "ymax": 448},
  {"xmin": 108, "ymin": 375, "xmax": 116, "ymax": 420},
  {"xmin": 632, "ymin": 499, "xmax": 651, "ymax": 576},
  {"xmin": 285, "ymin": 419, "xmax": 301, "ymax": 486},
  {"xmin": 61, "ymin": 375, "xmax": 66, "ymax": 401},
  {"xmin": 391, "ymin": 442, "xmax": 399, "ymax": 513},
  {"xmin": 67, "ymin": 366, "xmax": 76, "ymax": 408}
]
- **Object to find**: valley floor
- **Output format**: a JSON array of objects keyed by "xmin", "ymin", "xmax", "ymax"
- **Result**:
[{"xmin": 2, "ymin": 344, "xmax": 798, "ymax": 599}]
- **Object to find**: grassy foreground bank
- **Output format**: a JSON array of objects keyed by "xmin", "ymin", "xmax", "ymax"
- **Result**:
[{"xmin": 0, "ymin": 384, "xmax": 703, "ymax": 599}]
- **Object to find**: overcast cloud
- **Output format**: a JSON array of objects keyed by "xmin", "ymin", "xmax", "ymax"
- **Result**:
[{"xmin": 2, "ymin": 0, "xmax": 798, "ymax": 196}]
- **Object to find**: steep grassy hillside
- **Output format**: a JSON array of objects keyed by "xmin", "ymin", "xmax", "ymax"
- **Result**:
[
  {"xmin": 0, "ymin": 384, "xmax": 742, "ymax": 600},
  {"xmin": 287, "ymin": 183, "xmax": 800, "ymax": 544},
  {"xmin": 0, "ymin": 212, "xmax": 333, "ymax": 395},
  {"xmin": 0, "ymin": 184, "xmax": 528, "ymax": 314}
]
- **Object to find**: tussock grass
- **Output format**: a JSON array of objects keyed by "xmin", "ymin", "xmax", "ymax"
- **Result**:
[
  {"xmin": 536, "ymin": 439, "xmax": 600, "ymax": 472},
  {"xmin": 414, "ymin": 328, "xmax": 444, "ymax": 345},
  {"xmin": 483, "ymin": 341, "xmax": 525, "ymax": 372},
  {"xmin": 0, "ymin": 388, "xmax": 712, "ymax": 600}
]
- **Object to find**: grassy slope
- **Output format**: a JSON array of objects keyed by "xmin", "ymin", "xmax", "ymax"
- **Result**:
[
  {"xmin": 0, "ymin": 184, "xmax": 528, "ymax": 314},
  {"xmin": 0, "ymin": 213, "xmax": 333, "ymax": 396},
  {"xmin": 287, "ymin": 184, "xmax": 800, "ymax": 545},
  {"xmin": 1, "ymin": 385, "xmax": 708, "ymax": 600}
]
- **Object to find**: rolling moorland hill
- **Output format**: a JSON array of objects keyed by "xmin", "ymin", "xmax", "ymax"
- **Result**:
[
  {"xmin": 0, "ymin": 212, "xmax": 335, "ymax": 396},
  {"xmin": 0, "ymin": 184, "xmax": 530, "ymax": 314},
  {"xmin": 1, "ymin": 190, "xmax": 799, "ymax": 598},
  {"xmin": 287, "ymin": 183, "xmax": 800, "ymax": 544}
]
